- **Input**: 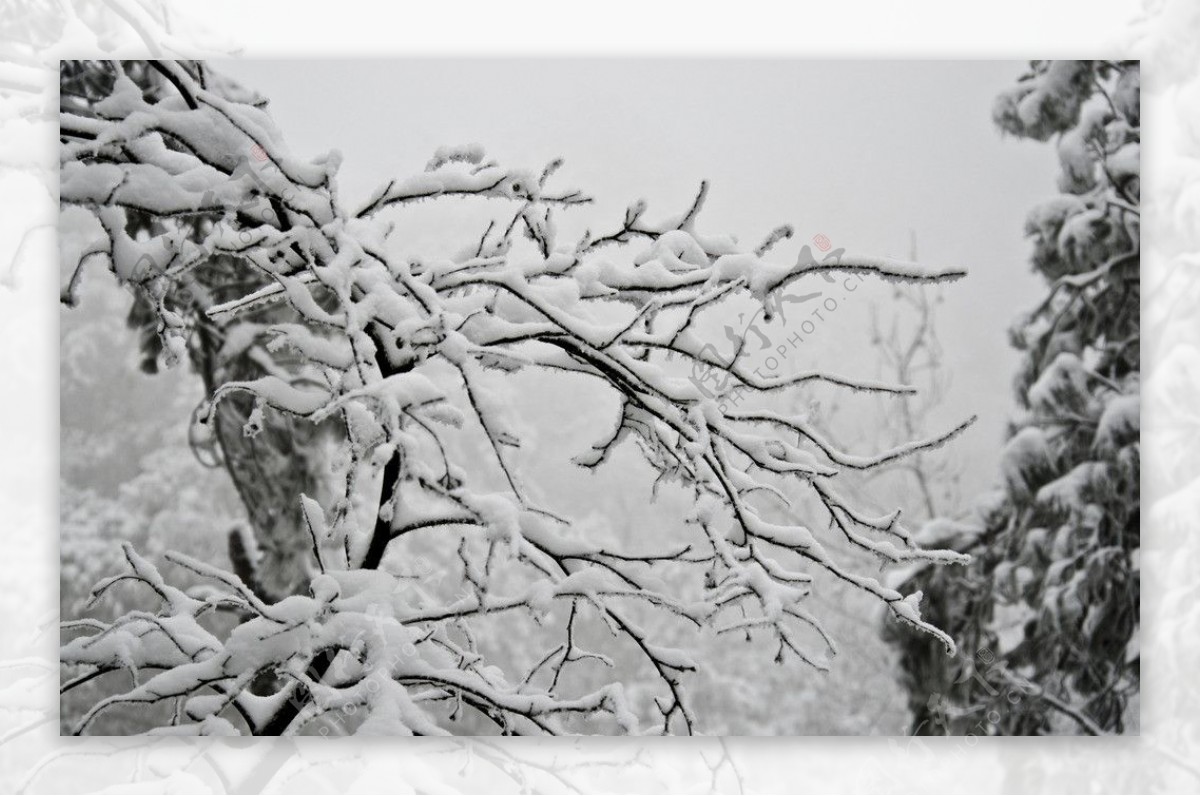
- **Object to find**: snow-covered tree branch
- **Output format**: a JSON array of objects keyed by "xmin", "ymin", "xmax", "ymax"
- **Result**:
[{"xmin": 59, "ymin": 59, "xmax": 974, "ymax": 736}]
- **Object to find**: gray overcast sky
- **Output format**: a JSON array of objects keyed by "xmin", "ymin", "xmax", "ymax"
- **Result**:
[{"xmin": 213, "ymin": 59, "xmax": 1058, "ymax": 499}]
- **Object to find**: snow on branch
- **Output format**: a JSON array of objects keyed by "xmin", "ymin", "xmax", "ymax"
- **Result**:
[{"xmin": 60, "ymin": 60, "xmax": 972, "ymax": 736}]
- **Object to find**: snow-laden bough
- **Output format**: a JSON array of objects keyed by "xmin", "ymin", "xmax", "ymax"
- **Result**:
[{"xmin": 60, "ymin": 60, "xmax": 974, "ymax": 736}]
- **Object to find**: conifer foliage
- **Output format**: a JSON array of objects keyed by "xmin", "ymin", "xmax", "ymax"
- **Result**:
[{"xmin": 888, "ymin": 60, "xmax": 1140, "ymax": 735}]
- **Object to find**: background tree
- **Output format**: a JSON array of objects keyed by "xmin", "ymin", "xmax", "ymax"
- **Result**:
[
  {"xmin": 59, "ymin": 59, "xmax": 974, "ymax": 736},
  {"xmin": 863, "ymin": 231, "xmax": 960, "ymax": 522},
  {"xmin": 61, "ymin": 60, "xmax": 339, "ymax": 601},
  {"xmin": 887, "ymin": 59, "xmax": 1140, "ymax": 735}
]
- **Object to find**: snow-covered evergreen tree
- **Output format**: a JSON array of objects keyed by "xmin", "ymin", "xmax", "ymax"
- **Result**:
[
  {"xmin": 888, "ymin": 60, "xmax": 1140, "ymax": 735},
  {"xmin": 59, "ymin": 60, "xmax": 974, "ymax": 735}
]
